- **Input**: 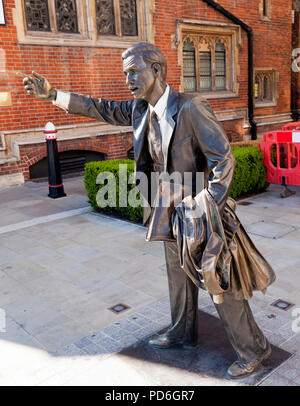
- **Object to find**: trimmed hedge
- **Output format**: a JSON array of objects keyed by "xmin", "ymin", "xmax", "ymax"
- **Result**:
[
  {"xmin": 229, "ymin": 146, "xmax": 269, "ymax": 199},
  {"xmin": 84, "ymin": 159, "xmax": 143, "ymax": 222},
  {"xmin": 84, "ymin": 146, "xmax": 268, "ymax": 221},
  {"xmin": 231, "ymin": 140, "xmax": 261, "ymax": 148}
]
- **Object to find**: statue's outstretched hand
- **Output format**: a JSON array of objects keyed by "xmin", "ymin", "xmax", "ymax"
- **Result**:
[{"xmin": 17, "ymin": 71, "xmax": 57, "ymax": 100}]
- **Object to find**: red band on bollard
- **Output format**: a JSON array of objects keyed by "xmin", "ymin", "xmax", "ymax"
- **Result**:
[
  {"xmin": 45, "ymin": 132, "xmax": 57, "ymax": 140},
  {"xmin": 44, "ymin": 128, "xmax": 57, "ymax": 140},
  {"xmin": 49, "ymin": 184, "xmax": 63, "ymax": 187}
]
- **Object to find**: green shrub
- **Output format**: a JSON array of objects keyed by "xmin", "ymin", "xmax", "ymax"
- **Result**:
[
  {"xmin": 83, "ymin": 159, "xmax": 143, "ymax": 222},
  {"xmin": 84, "ymin": 146, "xmax": 268, "ymax": 222},
  {"xmin": 229, "ymin": 145, "xmax": 269, "ymax": 199}
]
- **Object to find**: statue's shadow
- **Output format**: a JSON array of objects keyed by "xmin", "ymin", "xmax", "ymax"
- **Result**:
[{"xmin": 121, "ymin": 310, "xmax": 292, "ymax": 386}]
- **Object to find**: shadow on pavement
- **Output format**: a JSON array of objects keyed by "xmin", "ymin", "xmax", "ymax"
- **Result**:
[{"xmin": 120, "ymin": 310, "xmax": 292, "ymax": 386}]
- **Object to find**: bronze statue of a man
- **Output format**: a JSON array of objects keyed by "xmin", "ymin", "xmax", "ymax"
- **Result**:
[{"xmin": 20, "ymin": 42, "xmax": 274, "ymax": 379}]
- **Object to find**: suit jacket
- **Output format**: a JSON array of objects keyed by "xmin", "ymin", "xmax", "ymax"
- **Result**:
[
  {"xmin": 66, "ymin": 87, "xmax": 235, "ymax": 238},
  {"xmin": 172, "ymin": 190, "xmax": 275, "ymax": 301},
  {"xmin": 66, "ymin": 88, "xmax": 275, "ymax": 298}
]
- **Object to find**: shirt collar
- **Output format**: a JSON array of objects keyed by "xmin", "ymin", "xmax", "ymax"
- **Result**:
[{"xmin": 149, "ymin": 84, "xmax": 170, "ymax": 120}]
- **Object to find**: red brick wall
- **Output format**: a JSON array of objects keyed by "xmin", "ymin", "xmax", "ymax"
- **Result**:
[
  {"xmin": 0, "ymin": 1, "xmax": 292, "ymax": 131},
  {"xmin": 221, "ymin": 119, "xmax": 245, "ymax": 142},
  {"xmin": 0, "ymin": 0, "xmax": 293, "ymax": 180},
  {"xmin": 0, "ymin": 132, "xmax": 133, "ymax": 181},
  {"xmin": 152, "ymin": 0, "xmax": 292, "ymax": 116}
]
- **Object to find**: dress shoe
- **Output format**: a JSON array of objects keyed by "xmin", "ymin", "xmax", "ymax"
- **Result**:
[
  {"xmin": 148, "ymin": 333, "xmax": 197, "ymax": 349},
  {"xmin": 227, "ymin": 342, "xmax": 272, "ymax": 379}
]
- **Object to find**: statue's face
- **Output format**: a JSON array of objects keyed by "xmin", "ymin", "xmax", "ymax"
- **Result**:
[{"xmin": 123, "ymin": 54, "xmax": 156, "ymax": 102}]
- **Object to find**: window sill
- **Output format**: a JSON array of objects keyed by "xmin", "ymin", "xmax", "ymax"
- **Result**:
[
  {"xmin": 185, "ymin": 90, "xmax": 238, "ymax": 100},
  {"xmin": 261, "ymin": 16, "xmax": 271, "ymax": 22},
  {"xmin": 17, "ymin": 35, "xmax": 140, "ymax": 48},
  {"xmin": 255, "ymin": 101, "xmax": 277, "ymax": 108}
]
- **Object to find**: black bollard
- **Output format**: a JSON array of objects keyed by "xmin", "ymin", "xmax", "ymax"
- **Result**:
[{"xmin": 44, "ymin": 122, "xmax": 66, "ymax": 198}]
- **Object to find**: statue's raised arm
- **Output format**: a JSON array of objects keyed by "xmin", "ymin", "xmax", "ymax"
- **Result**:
[
  {"xmin": 17, "ymin": 71, "xmax": 57, "ymax": 101},
  {"xmin": 17, "ymin": 69, "xmax": 133, "ymax": 126}
]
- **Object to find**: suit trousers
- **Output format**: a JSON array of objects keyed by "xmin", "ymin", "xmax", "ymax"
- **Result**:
[{"xmin": 164, "ymin": 241, "xmax": 269, "ymax": 362}]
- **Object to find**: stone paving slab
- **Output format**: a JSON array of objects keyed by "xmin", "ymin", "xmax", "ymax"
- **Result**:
[
  {"xmin": 30, "ymin": 296, "xmax": 292, "ymax": 386},
  {"xmin": 0, "ymin": 179, "xmax": 299, "ymax": 386},
  {"xmin": 245, "ymin": 221, "xmax": 297, "ymax": 239}
]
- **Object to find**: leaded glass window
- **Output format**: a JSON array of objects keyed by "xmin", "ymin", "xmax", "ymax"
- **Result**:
[
  {"xmin": 24, "ymin": 0, "xmax": 79, "ymax": 34},
  {"xmin": 95, "ymin": 0, "xmax": 138, "ymax": 37},
  {"xmin": 199, "ymin": 51, "xmax": 212, "ymax": 91},
  {"xmin": 263, "ymin": 0, "xmax": 267, "ymax": 16},
  {"xmin": 55, "ymin": 0, "xmax": 79, "ymax": 33},
  {"xmin": 120, "ymin": 0, "xmax": 138, "ymax": 36},
  {"xmin": 263, "ymin": 76, "xmax": 270, "ymax": 100},
  {"xmin": 255, "ymin": 77, "xmax": 260, "ymax": 100},
  {"xmin": 260, "ymin": 0, "xmax": 271, "ymax": 20},
  {"xmin": 24, "ymin": 0, "xmax": 51, "ymax": 31},
  {"xmin": 19, "ymin": 0, "xmax": 148, "ymax": 49},
  {"xmin": 182, "ymin": 33, "xmax": 230, "ymax": 93},
  {"xmin": 183, "ymin": 39, "xmax": 196, "ymax": 92},
  {"xmin": 215, "ymin": 43, "xmax": 226, "ymax": 90},
  {"xmin": 19, "ymin": 0, "xmax": 147, "ymax": 45},
  {"xmin": 254, "ymin": 70, "xmax": 277, "ymax": 105},
  {"xmin": 95, "ymin": 0, "xmax": 115, "ymax": 35}
]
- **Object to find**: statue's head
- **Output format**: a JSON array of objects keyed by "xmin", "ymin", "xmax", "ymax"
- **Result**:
[{"xmin": 122, "ymin": 42, "xmax": 167, "ymax": 105}]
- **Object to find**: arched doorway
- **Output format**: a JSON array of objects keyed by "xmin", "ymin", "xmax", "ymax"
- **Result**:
[
  {"xmin": 127, "ymin": 147, "xmax": 134, "ymax": 160},
  {"xmin": 30, "ymin": 150, "xmax": 107, "ymax": 180}
]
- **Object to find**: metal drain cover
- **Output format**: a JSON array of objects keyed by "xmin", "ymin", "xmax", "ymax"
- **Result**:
[
  {"xmin": 108, "ymin": 303, "xmax": 130, "ymax": 314},
  {"xmin": 271, "ymin": 299, "xmax": 295, "ymax": 311}
]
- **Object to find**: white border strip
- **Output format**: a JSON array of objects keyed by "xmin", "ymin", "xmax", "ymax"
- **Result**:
[
  {"xmin": 0, "ymin": 206, "xmax": 91, "ymax": 235},
  {"xmin": 292, "ymin": 132, "xmax": 300, "ymax": 143},
  {"xmin": 0, "ymin": 131, "xmax": 5, "ymax": 150},
  {"xmin": 0, "ymin": 1, "xmax": 5, "ymax": 25}
]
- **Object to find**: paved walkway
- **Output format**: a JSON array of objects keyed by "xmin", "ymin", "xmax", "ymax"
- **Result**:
[{"xmin": 0, "ymin": 178, "xmax": 300, "ymax": 386}]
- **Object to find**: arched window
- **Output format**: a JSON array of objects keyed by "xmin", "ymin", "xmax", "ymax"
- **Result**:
[
  {"xmin": 254, "ymin": 69, "xmax": 277, "ymax": 106},
  {"xmin": 182, "ymin": 33, "xmax": 230, "ymax": 93}
]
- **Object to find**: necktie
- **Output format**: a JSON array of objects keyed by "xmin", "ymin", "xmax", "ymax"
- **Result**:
[{"xmin": 148, "ymin": 110, "xmax": 164, "ymax": 166}]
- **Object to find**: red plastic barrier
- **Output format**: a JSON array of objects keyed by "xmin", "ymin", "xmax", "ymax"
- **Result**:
[
  {"xmin": 282, "ymin": 121, "xmax": 300, "ymax": 131},
  {"xmin": 258, "ymin": 131, "xmax": 300, "ymax": 186}
]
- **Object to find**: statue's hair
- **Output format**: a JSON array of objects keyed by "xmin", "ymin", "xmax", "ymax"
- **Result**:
[{"xmin": 122, "ymin": 42, "xmax": 167, "ymax": 81}]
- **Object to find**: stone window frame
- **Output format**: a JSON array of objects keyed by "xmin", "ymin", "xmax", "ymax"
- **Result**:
[
  {"xmin": 259, "ymin": 0, "xmax": 272, "ymax": 21},
  {"xmin": 254, "ymin": 68, "xmax": 278, "ymax": 108},
  {"xmin": 0, "ymin": 0, "xmax": 6, "ymax": 25},
  {"xmin": 13, "ymin": 0, "xmax": 154, "ymax": 48},
  {"xmin": 176, "ymin": 20, "xmax": 242, "ymax": 99}
]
